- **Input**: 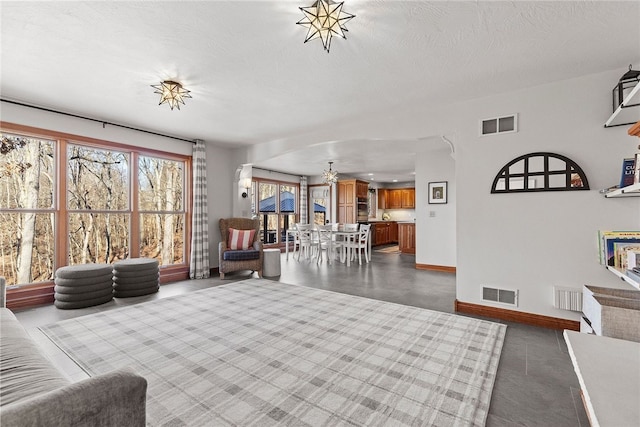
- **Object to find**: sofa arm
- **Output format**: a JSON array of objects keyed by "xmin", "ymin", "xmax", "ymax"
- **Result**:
[{"xmin": 0, "ymin": 369, "xmax": 147, "ymax": 427}]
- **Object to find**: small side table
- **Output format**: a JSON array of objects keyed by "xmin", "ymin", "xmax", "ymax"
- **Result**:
[{"xmin": 263, "ymin": 248, "xmax": 281, "ymax": 277}]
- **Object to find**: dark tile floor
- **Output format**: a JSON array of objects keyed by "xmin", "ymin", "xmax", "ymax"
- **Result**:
[{"xmin": 13, "ymin": 247, "xmax": 589, "ymax": 426}]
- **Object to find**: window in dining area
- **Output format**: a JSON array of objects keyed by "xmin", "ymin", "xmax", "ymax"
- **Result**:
[{"xmin": 255, "ymin": 180, "xmax": 298, "ymax": 246}]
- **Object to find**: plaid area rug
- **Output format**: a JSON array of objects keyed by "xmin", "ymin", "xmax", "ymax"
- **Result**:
[{"xmin": 40, "ymin": 279, "xmax": 506, "ymax": 427}]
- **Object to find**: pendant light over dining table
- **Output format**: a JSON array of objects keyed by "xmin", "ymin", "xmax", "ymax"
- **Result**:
[
  {"xmin": 297, "ymin": 0, "xmax": 355, "ymax": 53},
  {"xmin": 322, "ymin": 161, "xmax": 339, "ymax": 184}
]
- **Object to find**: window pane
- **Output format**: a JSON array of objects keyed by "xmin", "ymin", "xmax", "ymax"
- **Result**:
[
  {"xmin": 0, "ymin": 212, "xmax": 55, "ymax": 286},
  {"xmin": 259, "ymin": 214, "xmax": 278, "ymax": 244},
  {"xmin": 279, "ymin": 214, "xmax": 296, "ymax": 242},
  {"xmin": 68, "ymin": 213, "xmax": 129, "ymax": 264},
  {"xmin": 0, "ymin": 134, "xmax": 55, "ymax": 209},
  {"xmin": 138, "ymin": 156, "xmax": 184, "ymax": 212},
  {"xmin": 67, "ymin": 145, "xmax": 129, "ymax": 210},
  {"xmin": 258, "ymin": 183, "xmax": 278, "ymax": 213},
  {"xmin": 280, "ymin": 185, "xmax": 296, "ymax": 213},
  {"xmin": 140, "ymin": 213, "xmax": 185, "ymax": 265}
]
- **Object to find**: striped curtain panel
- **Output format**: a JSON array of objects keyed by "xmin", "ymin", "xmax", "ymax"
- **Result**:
[
  {"xmin": 299, "ymin": 176, "xmax": 308, "ymax": 224},
  {"xmin": 189, "ymin": 140, "xmax": 210, "ymax": 279}
]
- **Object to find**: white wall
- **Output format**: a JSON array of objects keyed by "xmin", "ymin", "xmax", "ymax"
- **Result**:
[
  {"xmin": 415, "ymin": 146, "xmax": 456, "ymax": 268},
  {"xmin": 451, "ymin": 69, "xmax": 640, "ymax": 320},
  {"xmin": 1, "ymin": 101, "xmax": 235, "ymax": 270}
]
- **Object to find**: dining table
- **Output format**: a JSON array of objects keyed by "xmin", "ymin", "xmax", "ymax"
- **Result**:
[{"xmin": 285, "ymin": 225, "xmax": 371, "ymax": 266}]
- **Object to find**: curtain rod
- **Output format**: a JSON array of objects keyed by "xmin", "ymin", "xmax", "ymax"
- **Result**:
[
  {"xmin": 252, "ymin": 166, "xmax": 302, "ymax": 178},
  {"xmin": 1, "ymin": 98, "xmax": 196, "ymax": 143}
]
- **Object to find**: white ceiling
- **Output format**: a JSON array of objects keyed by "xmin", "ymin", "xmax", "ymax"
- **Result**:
[{"xmin": 2, "ymin": 1, "xmax": 639, "ymax": 182}]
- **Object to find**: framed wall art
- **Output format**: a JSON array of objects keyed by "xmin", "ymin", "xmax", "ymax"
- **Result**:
[{"xmin": 428, "ymin": 181, "xmax": 448, "ymax": 204}]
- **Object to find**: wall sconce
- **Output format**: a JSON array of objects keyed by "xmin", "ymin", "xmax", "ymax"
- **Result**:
[{"xmin": 241, "ymin": 178, "xmax": 252, "ymax": 198}]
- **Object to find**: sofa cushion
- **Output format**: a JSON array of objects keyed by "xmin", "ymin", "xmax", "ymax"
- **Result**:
[
  {"xmin": 223, "ymin": 249, "xmax": 260, "ymax": 261},
  {"xmin": 228, "ymin": 228, "xmax": 256, "ymax": 250},
  {"xmin": 0, "ymin": 309, "xmax": 70, "ymax": 406}
]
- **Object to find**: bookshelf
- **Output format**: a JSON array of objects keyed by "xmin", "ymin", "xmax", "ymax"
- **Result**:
[
  {"xmin": 603, "ymin": 182, "xmax": 640, "ymax": 197},
  {"xmin": 606, "ymin": 266, "xmax": 640, "ymax": 290}
]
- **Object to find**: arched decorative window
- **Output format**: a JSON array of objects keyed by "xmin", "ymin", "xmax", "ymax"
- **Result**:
[{"xmin": 491, "ymin": 152, "xmax": 589, "ymax": 193}]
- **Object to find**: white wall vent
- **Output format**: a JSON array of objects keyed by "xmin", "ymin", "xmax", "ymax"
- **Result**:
[
  {"xmin": 480, "ymin": 114, "xmax": 518, "ymax": 136},
  {"xmin": 482, "ymin": 287, "xmax": 518, "ymax": 306},
  {"xmin": 553, "ymin": 286, "xmax": 583, "ymax": 312}
]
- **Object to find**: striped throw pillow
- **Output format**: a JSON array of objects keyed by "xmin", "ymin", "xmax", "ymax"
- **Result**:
[{"xmin": 228, "ymin": 228, "xmax": 256, "ymax": 250}]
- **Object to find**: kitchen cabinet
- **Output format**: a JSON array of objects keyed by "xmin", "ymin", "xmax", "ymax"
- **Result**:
[
  {"xmin": 371, "ymin": 222, "xmax": 398, "ymax": 246},
  {"xmin": 356, "ymin": 181, "xmax": 369, "ymax": 199},
  {"xmin": 377, "ymin": 189, "xmax": 387, "ymax": 209},
  {"xmin": 338, "ymin": 179, "xmax": 368, "ymax": 224},
  {"xmin": 401, "ymin": 189, "xmax": 415, "ymax": 208},
  {"xmin": 378, "ymin": 188, "xmax": 415, "ymax": 209},
  {"xmin": 398, "ymin": 223, "xmax": 415, "ymax": 254},
  {"xmin": 389, "ymin": 222, "xmax": 398, "ymax": 242}
]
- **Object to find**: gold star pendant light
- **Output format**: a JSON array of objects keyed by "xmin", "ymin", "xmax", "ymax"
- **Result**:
[
  {"xmin": 297, "ymin": 0, "xmax": 355, "ymax": 53},
  {"xmin": 151, "ymin": 80, "xmax": 192, "ymax": 110}
]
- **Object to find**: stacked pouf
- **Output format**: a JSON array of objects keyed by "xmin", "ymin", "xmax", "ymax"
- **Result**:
[
  {"xmin": 54, "ymin": 264, "xmax": 114, "ymax": 309},
  {"xmin": 112, "ymin": 258, "xmax": 160, "ymax": 298}
]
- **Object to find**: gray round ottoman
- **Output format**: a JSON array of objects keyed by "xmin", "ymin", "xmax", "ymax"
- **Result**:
[
  {"xmin": 54, "ymin": 264, "xmax": 114, "ymax": 309},
  {"xmin": 113, "ymin": 258, "xmax": 159, "ymax": 298}
]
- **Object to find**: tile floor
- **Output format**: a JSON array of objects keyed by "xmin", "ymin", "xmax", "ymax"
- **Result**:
[{"xmin": 13, "ymin": 247, "xmax": 589, "ymax": 426}]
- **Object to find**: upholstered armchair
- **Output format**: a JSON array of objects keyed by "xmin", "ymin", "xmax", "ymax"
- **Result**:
[{"xmin": 218, "ymin": 218, "xmax": 263, "ymax": 279}]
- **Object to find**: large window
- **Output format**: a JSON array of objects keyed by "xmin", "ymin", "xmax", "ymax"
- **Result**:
[
  {"xmin": 139, "ymin": 156, "xmax": 185, "ymax": 266},
  {"xmin": 0, "ymin": 134, "xmax": 55, "ymax": 285},
  {"xmin": 67, "ymin": 144, "xmax": 130, "ymax": 264},
  {"xmin": 0, "ymin": 126, "xmax": 191, "ymax": 287},
  {"xmin": 255, "ymin": 179, "xmax": 298, "ymax": 246}
]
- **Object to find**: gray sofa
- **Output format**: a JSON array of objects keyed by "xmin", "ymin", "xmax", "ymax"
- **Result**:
[{"xmin": 0, "ymin": 277, "xmax": 148, "ymax": 426}]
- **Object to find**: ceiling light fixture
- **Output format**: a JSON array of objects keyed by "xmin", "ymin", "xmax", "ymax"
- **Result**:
[
  {"xmin": 322, "ymin": 161, "xmax": 339, "ymax": 184},
  {"xmin": 151, "ymin": 80, "xmax": 192, "ymax": 110},
  {"xmin": 297, "ymin": 0, "xmax": 355, "ymax": 53}
]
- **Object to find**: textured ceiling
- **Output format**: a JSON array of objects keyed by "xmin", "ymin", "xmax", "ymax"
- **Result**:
[{"xmin": 1, "ymin": 1, "xmax": 639, "ymax": 182}]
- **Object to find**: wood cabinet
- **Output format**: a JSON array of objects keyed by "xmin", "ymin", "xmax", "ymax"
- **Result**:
[
  {"xmin": 398, "ymin": 223, "xmax": 415, "ymax": 254},
  {"xmin": 389, "ymin": 222, "xmax": 398, "ymax": 242},
  {"xmin": 377, "ymin": 189, "xmax": 387, "ymax": 209},
  {"xmin": 378, "ymin": 188, "xmax": 415, "ymax": 209},
  {"xmin": 338, "ymin": 179, "xmax": 368, "ymax": 224},
  {"xmin": 371, "ymin": 222, "xmax": 399, "ymax": 246},
  {"xmin": 401, "ymin": 189, "xmax": 415, "ymax": 209},
  {"xmin": 374, "ymin": 224, "xmax": 388, "ymax": 246},
  {"xmin": 356, "ymin": 181, "xmax": 369, "ymax": 199}
]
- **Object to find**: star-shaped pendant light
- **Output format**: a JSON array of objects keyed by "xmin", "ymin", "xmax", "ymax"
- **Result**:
[
  {"xmin": 322, "ymin": 161, "xmax": 339, "ymax": 184},
  {"xmin": 151, "ymin": 80, "xmax": 192, "ymax": 110},
  {"xmin": 297, "ymin": 0, "xmax": 355, "ymax": 53}
]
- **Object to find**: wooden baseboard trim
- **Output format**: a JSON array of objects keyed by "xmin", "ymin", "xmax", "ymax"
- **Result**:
[
  {"xmin": 455, "ymin": 300, "xmax": 580, "ymax": 330},
  {"xmin": 416, "ymin": 263, "xmax": 456, "ymax": 273},
  {"xmin": 6, "ymin": 283, "xmax": 55, "ymax": 310}
]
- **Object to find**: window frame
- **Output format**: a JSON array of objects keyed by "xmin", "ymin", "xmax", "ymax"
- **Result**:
[
  {"xmin": 252, "ymin": 177, "xmax": 299, "ymax": 248},
  {"xmin": 0, "ymin": 121, "xmax": 192, "ymax": 297}
]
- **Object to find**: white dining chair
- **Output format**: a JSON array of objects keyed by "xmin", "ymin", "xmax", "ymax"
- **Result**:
[
  {"xmin": 343, "ymin": 223, "xmax": 371, "ymax": 265},
  {"xmin": 316, "ymin": 224, "xmax": 342, "ymax": 264},
  {"xmin": 295, "ymin": 223, "xmax": 317, "ymax": 260}
]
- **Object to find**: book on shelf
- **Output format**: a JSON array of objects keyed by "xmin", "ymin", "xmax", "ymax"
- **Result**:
[
  {"xmin": 627, "ymin": 250, "xmax": 640, "ymax": 270},
  {"xmin": 614, "ymin": 243, "xmax": 640, "ymax": 269},
  {"xmin": 635, "ymin": 153, "xmax": 640, "ymax": 184},
  {"xmin": 620, "ymin": 157, "xmax": 636, "ymax": 188},
  {"xmin": 598, "ymin": 231, "xmax": 640, "ymax": 266}
]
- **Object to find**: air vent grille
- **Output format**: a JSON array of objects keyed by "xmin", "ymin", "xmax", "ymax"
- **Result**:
[
  {"xmin": 482, "ymin": 286, "xmax": 518, "ymax": 306},
  {"xmin": 553, "ymin": 286, "xmax": 583, "ymax": 311},
  {"xmin": 480, "ymin": 114, "xmax": 518, "ymax": 136}
]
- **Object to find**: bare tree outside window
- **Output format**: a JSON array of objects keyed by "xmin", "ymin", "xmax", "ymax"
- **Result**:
[
  {"xmin": 0, "ymin": 134, "xmax": 55, "ymax": 286},
  {"xmin": 139, "ymin": 156, "xmax": 185, "ymax": 266},
  {"xmin": 67, "ymin": 145, "xmax": 130, "ymax": 265}
]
